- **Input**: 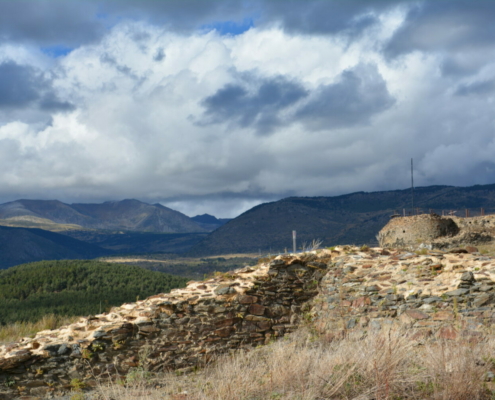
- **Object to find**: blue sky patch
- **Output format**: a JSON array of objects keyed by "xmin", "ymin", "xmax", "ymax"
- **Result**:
[
  {"xmin": 41, "ymin": 45, "xmax": 73, "ymax": 58},
  {"xmin": 201, "ymin": 17, "xmax": 254, "ymax": 36}
]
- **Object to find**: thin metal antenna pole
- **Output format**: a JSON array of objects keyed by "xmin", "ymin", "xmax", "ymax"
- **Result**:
[{"xmin": 411, "ymin": 158, "xmax": 414, "ymax": 215}]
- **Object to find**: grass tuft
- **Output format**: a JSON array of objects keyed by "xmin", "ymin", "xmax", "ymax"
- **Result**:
[{"xmin": 0, "ymin": 314, "xmax": 78, "ymax": 344}]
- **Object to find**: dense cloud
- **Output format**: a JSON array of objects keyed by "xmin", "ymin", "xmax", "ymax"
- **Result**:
[
  {"xmin": 455, "ymin": 80, "xmax": 495, "ymax": 97},
  {"xmin": 0, "ymin": 62, "xmax": 41, "ymax": 108},
  {"xmin": 201, "ymin": 64, "xmax": 395, "ymax": 134},
  {"xmin": 0, "ymin": 1, "xmax": 103, "ymax": 46},
  {"xmin": 0, "ymin": 0, "xmax": 393, "ymax": 47},
  {"xmin": 0, "ymin": 61, "xmax": 74, "ymax": 124},
  {"xmin": 0, "ymin": 1, "xmax": 495, "ymax": 217},
  {"xmin": 385, "ymin": 1, "xmax": 495, "ymax": 56},
  {"xmin": 202, "ymin": 75, "xmax": 308, "ymax": 134},
  {"xmin": 295, "ymin": 64, "xmax": 395, "ymax": 130}
]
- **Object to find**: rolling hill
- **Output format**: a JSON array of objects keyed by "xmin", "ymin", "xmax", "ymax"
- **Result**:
[
  {"xmin": 191, "ymin": 213, "xmax": 231, "ymax": 231},
  {"xmin": 188, "ymin": 184, "xmax": 495, "ymax": 255},
  {"xmin": 0, "ymin": 226, "xmax": 113, "ymax": 269},
  {"xmin": 0, "ymin": 215, "xmax": 82, "ymax": 231},
  {"xmin": 62, "ymin": 230, "xmax": 208, "ymax": 254}
]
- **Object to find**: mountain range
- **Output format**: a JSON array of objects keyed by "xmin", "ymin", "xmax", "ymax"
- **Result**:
[
  {"xmin": 188, "ymin": 184, "xmax": 495, "ymax": 255},
  {"xmin": 0, "ymin": 199, "xmax": 207, "ymax": 233},
  {"xmin": 3, "ymin": 183, "xmax": 495, "ymax": 268}
]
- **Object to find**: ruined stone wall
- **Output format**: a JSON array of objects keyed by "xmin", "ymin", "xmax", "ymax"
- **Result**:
[
  {"xmin": 0, "ymin": 254, "xmax": 329, "ymax": 399},
  {"xmin": 312, "ymin": 246, "xmax": 495, "ymax": 342},
  {"xmin": 452, "ymin": 215, "xmax": 495, "ymax": 231},
  {"xmin": 378, "ymin": 214, "xmax": 495, "ymax": 250},
  {"xmin": 427, "ymin": 215, "xmax": 495, "ymax": 249},
  {"xmin": 378, "ymin": 214, "xmax": 459, "ymax": 248},
  {"xmin": 5, "ymin": 244, "xmax": 495, "ymax": 398}
]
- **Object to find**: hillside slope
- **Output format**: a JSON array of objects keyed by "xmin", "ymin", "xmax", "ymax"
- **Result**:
[
  {"xmin": 0, "ymin": 259, "xmax": 187, "ymax": 324},
  {"xmin": 189, "ymin": 184, "xmax": 495, "ymax": 255},
  {"xmin": 63, "ymin": 230, "xmax": 207, "ymax": 254},
  {"xmin": 191, "ymin": 213, "xmax": 231, "ymax": 231},
  {"xmin": 0, "ymin": 226, "xmax": 112, "ymax": 269},
  {"xmin": 0, "ymin": 199, "xmax": 206, "ymax": 233},
  {"xmin": 0, "ymin": 215, "xmax": 82, "ymax": 231}
]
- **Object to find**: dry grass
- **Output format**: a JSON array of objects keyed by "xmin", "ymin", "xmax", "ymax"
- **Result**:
[
  {"xmin": 0, "ymin": 216, "xmax": 82, "ymax": 231},
  {"xmin": 0, "ymin": 314, "xmax": 78, "ymax": 344},
  {"xmin": 93, "ymin": 328, "xmax": 495, "ymax": 400},
  {"xmin": 476, "ymin": 243, "xmax": 495, "ymax": 257}
]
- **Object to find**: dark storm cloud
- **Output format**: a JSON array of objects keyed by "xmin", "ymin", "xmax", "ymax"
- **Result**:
[
  {"xmin": 455, "ymin": 80, "xmax": 495, "ymax": 96},
  {"xmin": 0, "ymin": 0, "xmax": 402, "ymax": 48},
  {"xmin": 0, "ymin": 62, "xmax": 41, "ymax": 108},
  {"xmin": 111, "ymin": 0, "xmax": 388, "ymax": 33},
  {"xmin": 0, "ymin": 1, "xmax": 103, "ymax": 46},
  {"xmin": 257, "ymin": 0, "xmax": 391, "ymax": 36},
  {"xmin": 295, "ymin": 64, "xmax": 395, "ymax": 130},
  {"xmin": 201, "ymin": 75, "xmax": 308, "ymax": 135},
  {"xmin": 202, "ymin": 64, "xmax": 394, "ymax": 133},
  {"xmin": 0, "ymin": 61, "xmax": 74, "ymax": 112},
  {"xmin": 0, "ymin": 0, "xmax": 247, "ymax": 46},
  {"xmin": 39, "ymin": 93, "xmax": 76, "ymax": 112},
  {"xmin": 385, "ymin": 1, "xmax": 495, "ymax": 57},
  {"xmin": 153, "ymin": 48, "xmax": 166, "ymax": 62},
  {"xmin": 440, "ymin": 57, "xmax": 478, "ymax": 77}
]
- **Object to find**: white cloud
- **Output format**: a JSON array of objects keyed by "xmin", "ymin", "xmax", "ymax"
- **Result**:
[{"xmin": 1, "ymin": 5, "xmax": 495, "ymax": 217}]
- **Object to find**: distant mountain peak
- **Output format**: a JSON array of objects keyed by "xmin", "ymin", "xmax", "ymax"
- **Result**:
[
  {"xmin": 0, "ymin": 199, "xmax": 207, "ymax": 234},
  {"xmin": 192, "ymin": 214, "xmax": 222, "ymax": 224}
]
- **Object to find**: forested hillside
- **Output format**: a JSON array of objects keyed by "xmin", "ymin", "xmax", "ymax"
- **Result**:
[
  {"xmin": 0, "ymin": 260, "xmax": 188, "ymax": 324},
  {"xmin": 0, "ymin": 226, "xmax": 113, "ymax": 269}
]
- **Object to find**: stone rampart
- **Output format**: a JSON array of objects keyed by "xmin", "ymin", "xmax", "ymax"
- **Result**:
[
  {"xmin": 0, "ymin": 253, "xmax": 329, "ymax": 399},
  {"xmin": 378, "ymin": 214, "xmax": 459, "ymax": 248},
  {"xmin": 378, "ymin": 214, "xmax": 495, "ymax": 250},
  {"xmin": 5, "ymin": 244, "xmax": 495, "ymax": 398},
  {"xmin": 312, "ymin": 246, "xmax": 495, "ymax": 342}
]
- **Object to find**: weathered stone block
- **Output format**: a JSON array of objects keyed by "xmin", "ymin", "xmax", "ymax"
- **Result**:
[
  {"xmin": 248, "ymin": 304, "xmax": 266, "ymax": 315},
  {"xmin": 237, "ymin": 295, "xmax": 258, "ymax": 304}
]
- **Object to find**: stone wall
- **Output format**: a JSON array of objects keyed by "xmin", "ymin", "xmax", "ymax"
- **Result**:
[
  {"xmin": 312, "ymin": 246, "xmax": 495, "ymax": 342},
  {"xmin": 4, "ymin": 244, "xmax": 495, "ymax": 399},
  {"xmin": 378, "ymin": 214, "xmax": 495, "ymax": 250},
  {"xmin": 0, "ymin": 253, "xmax": 329, "ymax": 399},
  {"xmin": 378, "ymin": 214, "xmax": 459, "ymax": 248}
]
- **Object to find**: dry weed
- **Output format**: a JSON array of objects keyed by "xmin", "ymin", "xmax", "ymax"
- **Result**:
[
  {"xmin": 421, "ymin": 338, "xmax": 494, "ymax": 400},
  {"xmin": 0, "ymin": 314, "xmax": 78, "ymax": 344},
  {"xmin": 89, "ymin": 328, "xmax": 495, "ymax": 400}
]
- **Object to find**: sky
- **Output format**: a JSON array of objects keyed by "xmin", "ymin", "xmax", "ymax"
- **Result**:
[{"xmin": 1, "ymin": 0, "xmax": 495, "ymax": 218}]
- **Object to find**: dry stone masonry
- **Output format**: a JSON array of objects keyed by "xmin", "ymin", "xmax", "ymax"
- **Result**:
[
  {"xmin": 312, "ymin": 245, "xmax": 495, "ymax": 342},
  {"xmin": 378, "ymin": 213, "xmax": 495, "ymax": 250},
  {"xmin": 0, "ymin": 253, "xmax": 327, "ymax": 399},
  {"xmin": 4, "ymin": 244, "xmax": 495, "ymax": 398},
  {"xmin": 378, "ymin": 214, "xmax": 459, "ymax": 248}
]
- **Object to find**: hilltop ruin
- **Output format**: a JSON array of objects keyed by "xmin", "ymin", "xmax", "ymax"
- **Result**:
[
  {"xmin": 378, "ymin": 213, "xmax": 495, "ymax": 250},
  {"xmin": 4, "ymin": 244, "xmax": 495, "ymax": 398}
]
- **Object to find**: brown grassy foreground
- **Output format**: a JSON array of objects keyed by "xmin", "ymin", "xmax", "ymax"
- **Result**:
[
  {"xmin": 88, "ymin": 328, "xmax": 495, "ymax": 400},
  {"xmin": 0, "ymin": 314, "xmax": 78, "ymax": 345}
]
